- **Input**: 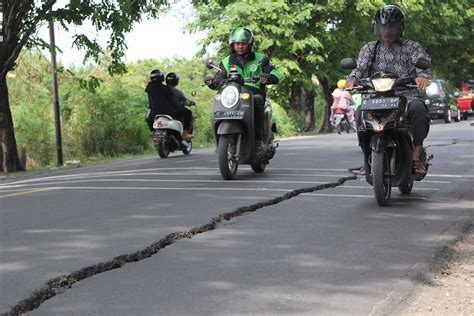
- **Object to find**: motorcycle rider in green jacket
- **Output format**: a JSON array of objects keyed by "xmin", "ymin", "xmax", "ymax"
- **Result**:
[{"xmin": 205, "ymin": 27, "xmax": 283, "ymax": 151}]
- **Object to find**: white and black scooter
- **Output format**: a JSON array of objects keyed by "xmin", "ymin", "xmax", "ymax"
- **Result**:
[
  {"xmin": 149, "ymin": 91, "xmax": 196, "ymax": 158},
  {"xmin": 205, "ymin": 58, "xmax": 278, "ymax": 180}
]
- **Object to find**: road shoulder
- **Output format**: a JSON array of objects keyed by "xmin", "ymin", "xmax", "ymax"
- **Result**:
[{"xmin": 401, "ymin": 226, "xmax": 474, "ymax": 315}]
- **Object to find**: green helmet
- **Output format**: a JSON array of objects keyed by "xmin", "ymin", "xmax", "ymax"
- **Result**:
[{"xmin": 229, "ymin": 27, "xmax": 254, "ymax": 47}]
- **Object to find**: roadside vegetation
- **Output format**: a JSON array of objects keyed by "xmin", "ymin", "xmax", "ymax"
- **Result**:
[{"xmin": 1, "ymin": 0, "xmax": 472, "ymax": 172}]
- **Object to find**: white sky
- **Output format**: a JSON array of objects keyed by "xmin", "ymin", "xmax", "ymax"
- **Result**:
[{"xmin": 39, "ymin": 0, "xmax": 207, "ymax": 67}]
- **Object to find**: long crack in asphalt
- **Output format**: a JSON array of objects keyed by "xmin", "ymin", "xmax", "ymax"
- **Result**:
[{"xmin": 4, "ymin": 175, "xmax": 357, "ymax": 316}]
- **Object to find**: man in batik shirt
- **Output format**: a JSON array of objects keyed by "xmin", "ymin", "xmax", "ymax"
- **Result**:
[{"xmin": 346, "ymin": 5, "xmax": 431, "ymax": 175}]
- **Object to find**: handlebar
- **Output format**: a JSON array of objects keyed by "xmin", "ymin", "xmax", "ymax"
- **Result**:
[
  {"xmin": 244, "ymin": 76, "xmax": 260, "ymax": 83},
  {"xmin": 347, "ymin": 77, "xmax": 420, "ymax": 93}
]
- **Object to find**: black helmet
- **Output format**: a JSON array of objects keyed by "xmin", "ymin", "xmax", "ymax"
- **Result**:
[
  {"xmin": 373, "ymin": 5, "xmax": 405, "ymax": 41},
  {"xmin": 229, "ymin": 27, "xmax": 253, "ymax": 51},
  {"xmin": 165, "ymin": 72, "xmax": 179, "ymax": 86},
  {"xmin": 150, "ymin": 69, "xmax": 164, "ymax": 82}
]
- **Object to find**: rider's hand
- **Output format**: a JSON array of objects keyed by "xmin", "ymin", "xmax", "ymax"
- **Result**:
[
  {"xmin": 259, "ymin": 73, "xmax": 271, "ymax": 84},
  {"xmin": 345, "ymin": 80, "xmax": 356, "ymax": 89},
  {"xmin": 415, "ymin": 76, "xmax": 430, "ymax": 90},
  {"xmin": 204, "ymin": 76, "xmax": 214, "ymax": 86}
]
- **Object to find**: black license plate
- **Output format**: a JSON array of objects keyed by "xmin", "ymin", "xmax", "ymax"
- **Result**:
[
  {"xmin": 214, "ymin": 110, "xmax": 245, "ymax": 119},
  {"xmin": 362, "ymin": 97, "xmax": 400, "ymax": 110}
]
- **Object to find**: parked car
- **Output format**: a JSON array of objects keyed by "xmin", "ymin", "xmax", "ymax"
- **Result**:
[
  {"xmin": 456, "ymin": 80, "xmax": 474, "ymax": 120},
  {"xmin": 425, "ymin": 80, "xmax": 460, "ymax": 123}
]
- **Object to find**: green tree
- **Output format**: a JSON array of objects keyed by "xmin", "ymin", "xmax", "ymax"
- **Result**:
[
  {"xmin": 190, "ymin": 0, "xmax": 473, "ymax": 132},
  {"xmin": 0, "ymin": 0, "xmax": 168, "ymax": 172}
]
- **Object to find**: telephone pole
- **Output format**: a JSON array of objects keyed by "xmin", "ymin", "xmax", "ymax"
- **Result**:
[{"xmin": 49, "ymin": 16, "xmax": 63, "ymax": 166}]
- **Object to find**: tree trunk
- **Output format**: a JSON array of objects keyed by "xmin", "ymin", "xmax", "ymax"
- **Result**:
[
  {"xmin": 318, "ymin": 78, "xmax": 334, "ymax": 134},
  {"xmin": 304, "ymin": 89, "xmax": 315, "ymax": 131},
  {"xmin": 0, "ymin": 74, "xmax": 24, "ymax": 173},
  {"xmin": 289, "ymin": 83, "xmax": 316, "ymax": 132},
  {"xmin": 289, "ymin": 83, "xmax": 303, "ymax": 112}
]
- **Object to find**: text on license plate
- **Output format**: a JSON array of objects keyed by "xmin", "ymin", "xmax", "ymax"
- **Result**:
[{"xmin": 362, "ymin": 97, "xmax": 400, "ymax": 110}]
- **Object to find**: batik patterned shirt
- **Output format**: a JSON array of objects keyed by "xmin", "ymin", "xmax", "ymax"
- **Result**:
[{"xmin": 348, "ymin": 39, "xmax": 432, "ymax": 101}]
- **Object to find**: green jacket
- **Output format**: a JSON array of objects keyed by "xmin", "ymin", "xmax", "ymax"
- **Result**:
[{"xmin": 210, "ymin": 51, "xmax": 283, "ymax": 93}]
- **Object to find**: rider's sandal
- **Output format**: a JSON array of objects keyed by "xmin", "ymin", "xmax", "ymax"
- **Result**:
[{"xmin": 412, "ymin": 160, "xmax": 426, "ymax": 175}]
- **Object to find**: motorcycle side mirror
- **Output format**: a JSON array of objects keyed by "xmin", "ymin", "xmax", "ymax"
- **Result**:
[
  {"xmin": 205, "ymin": 58, "xmax": 214, "ymax": 70},
  {"xmin": 260, "ymin": 56, "xmax": 270, "ymax": 67},
  {"xmin": 340, "ymin": 58, "xmax": 357, "ymax": 70},
  {"xmin": 414, "ymin": 58, "xmax": 431, "ymax": 70},
  {"xmin": 191, "ymin": 91, "xmax": 197, "ymax": 97}
]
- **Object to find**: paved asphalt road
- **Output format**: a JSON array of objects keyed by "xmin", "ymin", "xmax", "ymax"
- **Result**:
[{"xmin": 1, "ymin": 119, "xmax": 472, "ymax": 315}]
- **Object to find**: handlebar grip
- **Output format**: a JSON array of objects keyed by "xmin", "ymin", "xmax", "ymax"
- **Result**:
[{"xmin": 346, "ymin": 86, "xmax": 363, "ymax": 92}]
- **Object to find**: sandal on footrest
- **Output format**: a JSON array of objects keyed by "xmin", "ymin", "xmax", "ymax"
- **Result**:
[{"xmin": 412, "ymin": 160, "xmax": 426, "ymax": 175}]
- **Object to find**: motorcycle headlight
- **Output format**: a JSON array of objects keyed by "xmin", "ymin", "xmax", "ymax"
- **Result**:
[
  {"xmin": 364, "ymin": 112, "xmax": 374, "ymax": 121},
  {"xmin": 387, "ymin": 110, "xmax": 397, "ymax": 121},
  {"xmin": 220, "ymin": 86, "xmax": 239, "ymax": 109},
  {"xmin": 372, "ymin": 78, "xmax": 395, "ymax": 92}
]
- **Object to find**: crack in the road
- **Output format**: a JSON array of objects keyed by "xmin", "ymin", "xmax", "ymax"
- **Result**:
[{"xmin": 4, "ymin": 175, "xmax": 357, "ymax": 316}]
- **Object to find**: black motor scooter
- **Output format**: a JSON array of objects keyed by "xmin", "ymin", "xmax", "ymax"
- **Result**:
[
  {"xmin": 205, "ymin": 59, "xmax": 278, "ymax": 180},
  {"xmin": 341, "ymin": 57, "xmax": 433, "ymax": 206}
]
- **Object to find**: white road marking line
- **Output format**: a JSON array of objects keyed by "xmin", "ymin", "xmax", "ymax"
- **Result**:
[
  {"xmin": 36, "ymin": 186, "xmax": 293, "ymax": 192},
  {"xmin": 0, "ymin": 167, "xmax": 352, "ymax": 185},
  {"xmin": 427, "ymin": 174, "xmax": 474, "ymax": 178},
  {"xmin": 0, "ymin": 180, "xmax": 439, "ymax": 191},
  {"xmin": 0, "ymin": 178, "xmax": 329, "ymax": 189},
  {"xmin": 341, "ymin": 185, "xmax": 439, "ymax": 191},
  {"xmin": 301, "ymin": 193, "xmax": 427, "ymax": 199},
  {"xmin": 0, "ymin": 188, "xmax": 51, "ymax": 199},
  {"xmin": 419, "ymin": 180, "xmax": 452, "ymax": 184},
  {"xmin": 49, "ymin": 172, "xmax": 352, "ymax": 179}
]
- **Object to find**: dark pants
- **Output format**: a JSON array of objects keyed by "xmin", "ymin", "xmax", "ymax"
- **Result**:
[
  {"xmin": 174, "ymin": 107, "xmax": 193, "ymax": 132},
  {"xmin": 356, "ymin": 99, "xmax": 430, "ymax": 147},
  {"xmin": 253, "ymin": 94, "xmax": 265, "ymax": 140},
  {"xmin": 406, "ymin": 100, "xmax": 430, "ymax": 147}
]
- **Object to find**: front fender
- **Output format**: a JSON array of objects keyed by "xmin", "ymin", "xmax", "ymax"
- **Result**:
[
  {"xmin": 217, "ymin": 121, "xmax": 245, "ymax": 135},
  {"xmin": 370, "ymin": 135, "xmax": 389, "ymax": 153}
]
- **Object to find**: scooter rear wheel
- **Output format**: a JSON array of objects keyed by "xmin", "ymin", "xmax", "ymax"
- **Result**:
[
  {"xmin": 218, "ymin": 134, "xmax": 238, "ymax": 180},
  {"xmin": 157, "ymin": 142, "xmax": 170, "ymax": 158}
]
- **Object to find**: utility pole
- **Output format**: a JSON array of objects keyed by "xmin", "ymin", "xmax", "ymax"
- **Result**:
[
  {"xmin": 0, "ymin": 1, "xmax": 4, "ymax": 45},
  {"xmin": 49, "ymin": 16, "xmax": 63, "ymax": 166}
]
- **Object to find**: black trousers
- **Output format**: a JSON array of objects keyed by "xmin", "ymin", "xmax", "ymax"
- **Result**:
[
  {"xmin": 174, "ymin": 107, "xmax": 193, "ymax": 132},
  {"xmin": 253, "ymin": 94, "xmax": 265, "ymax": 139},
  {"xmin": 406, "ymin": 100, "xmax": 430, "ymax": 147},
  {"xmin": 355, "ymin": 99, "xmax": 430, "ymax": 147}
]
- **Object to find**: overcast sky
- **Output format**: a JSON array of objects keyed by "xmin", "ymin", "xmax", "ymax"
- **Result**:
[{"xmin": 39, "ymin": 0, "xmax": 206, "ymax": 67}]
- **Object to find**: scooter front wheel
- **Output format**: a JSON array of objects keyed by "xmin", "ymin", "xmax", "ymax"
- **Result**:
[
  {"xmin": 181, "ymin": 140, "xmax": 192, "ymax": 155},
  {"xmin": 218, "ymin": 134, "xmax": 239, "ymax": 180},
  {"xmin": 251, "ymin": 163, "xmax": 266, "ymax": 173},
  {"xmin": 372, "ymin": 149, "xmax": 391, "ymax": 206}
]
